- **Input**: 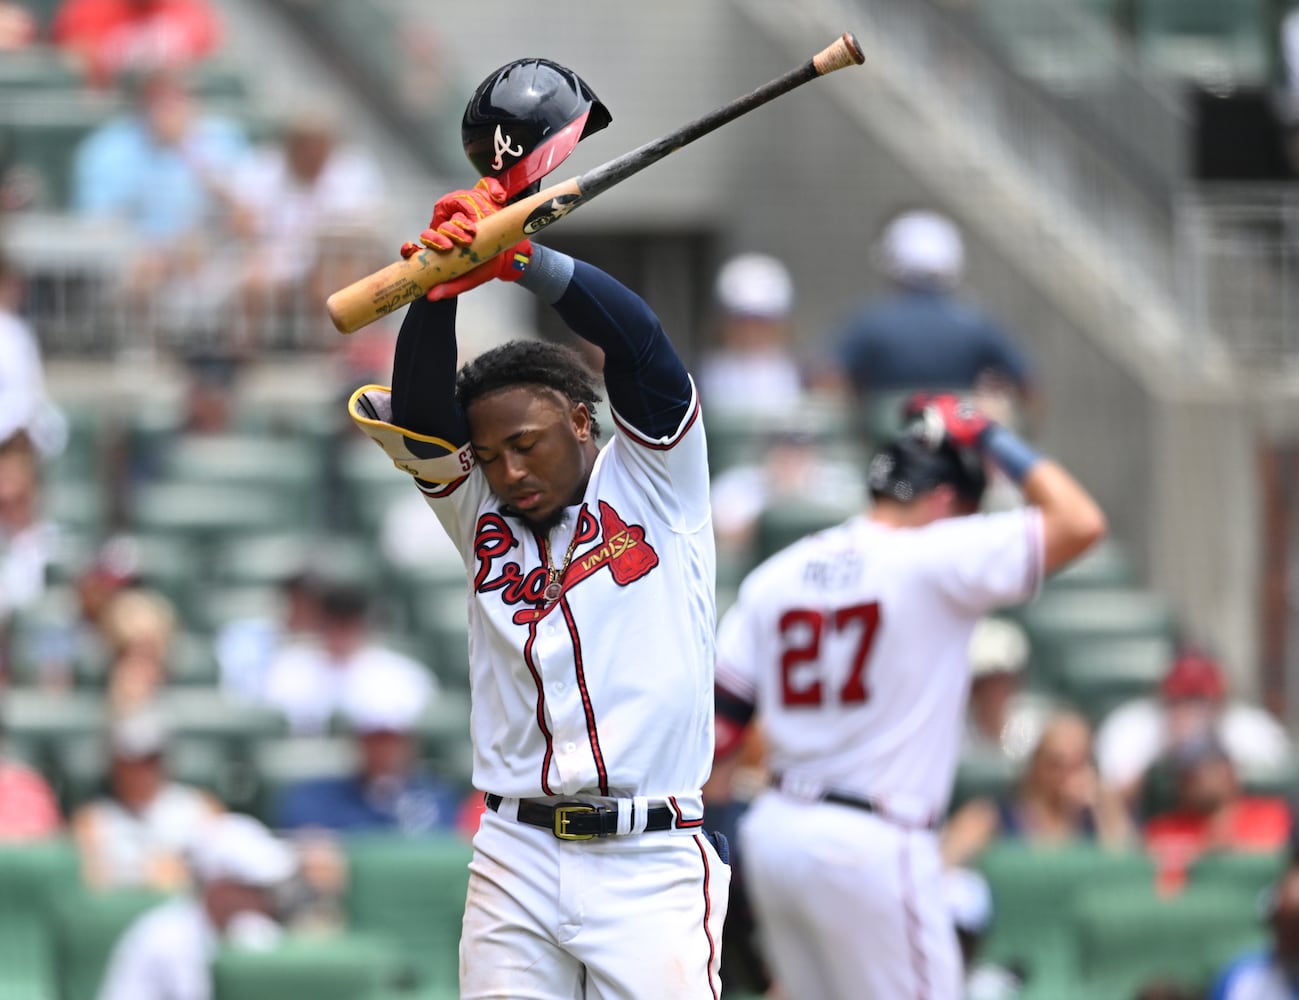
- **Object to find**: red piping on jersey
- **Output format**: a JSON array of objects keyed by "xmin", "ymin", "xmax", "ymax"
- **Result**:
[
  {"xmin": 670, "ymin": 796, "xmax": 705, "ymax": 829},
  {"xmin": 611, "ymin": 396, "xmax": 700, "ymax": 451},
  {"xmin": 418, "ymin": 475, "xmax": 469, "ymax": 499},
  {"xmin": 693, "ymin": 834, "xmax": 721, "ymax": 1000},
  {"xmin": 560, "ymin": 597, "xmax": 609, "ymax": 796},
  {"xmin": 898, "ymin": 834, "xmax": 932, "ymax": 1000},
  {"xmin": 522, "ymin": 622, "xmax": 556, "ymax": 795}
]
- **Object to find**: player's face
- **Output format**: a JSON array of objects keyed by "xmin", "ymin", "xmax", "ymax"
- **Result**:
[{"xmin": 467, "ymin": 386, "xmax": 597, "ymax": 531}]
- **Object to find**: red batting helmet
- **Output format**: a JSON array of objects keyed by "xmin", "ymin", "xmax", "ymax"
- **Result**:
[{"xmin": 462, "ymin": 58, "xmax": 612, "ymax": 202}]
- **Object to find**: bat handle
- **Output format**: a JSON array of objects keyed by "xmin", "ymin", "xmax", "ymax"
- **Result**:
[{"xmin": 813, "ymin": 32, "xmax": 865, "ymax": 75}]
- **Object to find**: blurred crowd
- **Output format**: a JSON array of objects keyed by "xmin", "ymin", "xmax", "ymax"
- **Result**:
[{"xmin": 0, "ymin": 5, "xmax": 1295, "ymax": 1000}]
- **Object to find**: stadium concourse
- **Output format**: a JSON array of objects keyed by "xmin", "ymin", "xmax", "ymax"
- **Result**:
[{"xmin": 2, "ymin": 0, "xmax": 1299, "ymax": 999}]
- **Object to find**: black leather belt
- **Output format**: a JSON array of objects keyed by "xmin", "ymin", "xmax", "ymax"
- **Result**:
[
  {"xmin": 773, "ymin": 776, "xmax": 938, "ymax": 832},
  {"xmin": 485, "ymin": 794, "xmax": 676, "ymax": 841}
]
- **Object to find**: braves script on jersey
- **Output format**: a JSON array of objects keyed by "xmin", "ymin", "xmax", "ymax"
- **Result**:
[
  {"xmin": 717, "ymin": 508, "xmax": 1043, "ymax": 824},
  {"xmin": 418, "ymin": 386, "xmax": 716, "ymax": 814}
]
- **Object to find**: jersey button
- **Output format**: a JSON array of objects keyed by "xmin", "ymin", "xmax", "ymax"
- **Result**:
[
  {"xmin": 555, "ymin": 681, "xmax": 566, "ymax": 692},
  {"xmin": 564, "ymin": 742, "xmax": 577, "ymax": 754}
]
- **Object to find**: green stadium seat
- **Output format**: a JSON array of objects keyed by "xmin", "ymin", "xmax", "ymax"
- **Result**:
[
  {"xmin": 158, "ymin": 434, "xmax": 325, "ymax": 518},
  {"xmin": 1135, "ymin": 0, "xmax": 1270, "ymax": 85},
  {"xmin": 51, "ymin": 887, "xmax": 172, "ymax": 1000},
  {"xmin": 343, "ymin": 833, "xmax": 474, "ymax": 993},
  {"xmin": 950, "ymin": 750, "xmax": 1023, "ymax": 813},
  {"xmin": 1071, "ymin": 880, "xmax": 1266, "ymax": 996},
  {"xmin": 1043, "ymin": 537, "xmax": 1136, "ymax": 592},
  {"xmin": 209, "ymin": 532, "xmax": 381, "ymax": 591},
  {"xmin": 130, "ymin": 482, "xmax": 301, "ymax": 544},
  {"xmin": 212, "ymin": 934, "xmax": 408, "ymax": 1000},
  {"xmin": 976, "ymin": 844, "xmax": 1158, "ymax": 987},
  {"xmin": 1, "ymin": 690, "xmax": 107, "ymax": 771},
  {"xmin": 0, "ymin": 915, "xmax": 56, "ymax": 1000},
  {"xmin": 749, "ymin": 500, "xmax": 856, "ymax": 569},
  {"xmin": 409, "ymin": 585, "xmax": 470, "ymax": 689},
  {"xmin": 338, "ymin": 438, "xmax": 407, "ymax": 535},
  {"xmin": 1186, "ymin": 850, "xmax": 1286, "ymax": 899},
  {"xmin": 1014, "ymin": 587, "xmax": 1178, "ymax": 692},
  {"xmin": 0, "ymin": 47, "xmax": 81, "ymax": 91},
  {"xmin": 1049, "ymin": 633, "xmax": 1176, "ymax": 723},
  {"xmin": 154, "ymin": 687, "xmax": 289, "ymax": 753}
]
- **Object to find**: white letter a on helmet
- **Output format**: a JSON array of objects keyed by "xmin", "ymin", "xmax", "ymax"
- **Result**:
[{"xmin": 492, "ymin": 125, "xmax": 525, "ymax": 170}]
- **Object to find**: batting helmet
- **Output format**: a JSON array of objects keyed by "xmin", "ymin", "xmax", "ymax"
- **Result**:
[
  {"xmin": 462, "ymin": 58, "xmax": 612, "ymax": 201},
  {"xmin": 867, "ymin": 431, "xmax": 987, "ymax": 508}
]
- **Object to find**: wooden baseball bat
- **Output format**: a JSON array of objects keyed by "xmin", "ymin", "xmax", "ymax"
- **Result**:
[{"xmin": 326, "ymin": 32, "xmax": 865, "ymax": 334}]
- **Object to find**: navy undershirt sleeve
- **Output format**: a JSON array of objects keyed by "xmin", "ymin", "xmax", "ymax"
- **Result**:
[
  {"xmin": 552, "ymin": 260, "xmax": 692, "ymax": 440},
  {"xmin": 388, "ymin": 296, "xmax": 468, "ymax": 452}
]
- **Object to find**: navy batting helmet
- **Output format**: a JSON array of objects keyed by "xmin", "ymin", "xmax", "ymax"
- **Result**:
[
  {"xmin": 867, "ymin": 432, "xmax": 987, "ymax": 508},
  {"xmin": 462, "ymin": 58, "xmax": 612, "ymax": 201}
]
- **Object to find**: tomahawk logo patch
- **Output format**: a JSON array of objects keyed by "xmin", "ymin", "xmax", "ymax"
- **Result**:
[{"xmin": 470, "ymin": 502, "xmax": 660, "ymax": 624}]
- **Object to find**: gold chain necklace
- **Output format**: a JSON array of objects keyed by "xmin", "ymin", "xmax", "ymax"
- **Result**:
[{"xmin": 543, "ymin": 520, "xmax": 582, "ymax": 605}]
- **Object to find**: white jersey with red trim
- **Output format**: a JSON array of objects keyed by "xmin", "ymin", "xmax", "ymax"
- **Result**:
[
  {"xmin": 419, "ymin": 382, "xmax": 715, "ymax": 810},
  {"xmin": 716, "ymin": 508, "xmax": 1043, "ymax": 824}
]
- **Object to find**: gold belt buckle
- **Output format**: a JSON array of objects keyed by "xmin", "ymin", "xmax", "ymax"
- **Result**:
[{"xmin": 553, "ymin": 804, "xmax": 597, "ymax": 841}]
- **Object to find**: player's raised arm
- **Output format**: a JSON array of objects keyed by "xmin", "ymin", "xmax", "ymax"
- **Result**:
[
  {"xmin": 919, "ymin": 395, "xmax": 1107, "ymax": 574},
  {"xmin": 519, "ymin": 247, "xmax": 694, "ymax": 441}
]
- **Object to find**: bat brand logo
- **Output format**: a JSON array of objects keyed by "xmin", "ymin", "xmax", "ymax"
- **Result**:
[
  {"xmin": 492, "ymin": 125, "xmax": 524, "ymax": 170},
  {"xmin": 522, "ymin": 193, "xmax": 584, "ymax": 235}
]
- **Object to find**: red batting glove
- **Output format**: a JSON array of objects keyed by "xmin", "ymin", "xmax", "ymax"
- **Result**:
[
  {"xmin": 398, "ymin": 177, "xmax": 510, "ymax": 258},
  {"xmin": 922, "ymin": 393, "xmax": 992, "ymax": 450},
  {"xmin": 396, "ymin": 177, "xmax": 532, "ymax": 300},
  {"xmin": 426, "ymin": 239, "xmax": 533, "ymax": 301}
]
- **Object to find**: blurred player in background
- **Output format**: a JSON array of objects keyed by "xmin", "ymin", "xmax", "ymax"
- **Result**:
[
  {"xmin": 713, "ymin": 393, "xmax": 1106, "ymax": 999},
  {"xmin": 345, "ymin": 58, "xmax": 729, "ymax": 999}
]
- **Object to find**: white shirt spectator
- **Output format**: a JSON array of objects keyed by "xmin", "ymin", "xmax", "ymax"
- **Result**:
[
  {"xmin": 1096, "ymin": 696, "xmax": 1294, "ymax": 791},
  {"xmin": 231, "ymin": 118, "xmax": 384, "ymax": 285},
  {"xmin": 262, "ymin": 640, "xmax": 436, "ymax": 736},
  {"xmin": 97, "ymin": 897, "xmax": 216, "ymax": 1000}
]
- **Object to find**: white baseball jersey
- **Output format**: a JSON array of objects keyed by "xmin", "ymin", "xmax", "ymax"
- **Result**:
[
  {"xmin": 414, "ymin": 382, "xmax": 716, "ymax": 812},
  {"xmin": 717, "ymin": 508, "xmax": 1043, "ymax": 824}
]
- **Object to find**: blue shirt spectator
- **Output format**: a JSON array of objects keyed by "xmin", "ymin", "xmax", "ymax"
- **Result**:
[
  {"xmin": 273, "ymin": 654, "xmax": 458, "ymax": 836},
  {"xmin": 72, "ymin": 68, "xmax": 247, "ymax": 243},
  {"xmin": 833, "ymin": 210, "xmax": 1033, "ymax": 398},
  {"xmin": 1209, "ymin": 860, "xmax": 1299, "ymax": 1000}
]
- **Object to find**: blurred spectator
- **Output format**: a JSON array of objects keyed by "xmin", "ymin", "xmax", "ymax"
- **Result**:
[
  {"xmin": 696, "ymin": 252, "xmax": 806, "ymax": 420},
  {"xmin": 0, "ymin": 2, "xmax": 36, "ymax": 49},
  {"xmin": 0, "ymin": 255, "xmax": 68, "ymax": 457},
  {"xmin": 943, "ymin": 711, "xmax": 1133, "ymax": 868},
  {"xmin": 227, "ymin": 108, "xmax": 386, "ymax": 349},
  {"xmin": 0, "ymin": 696, "xmax": 62, "ymax": 839},
  {"xmin": 71, "ymin": 68, "xmax": 249, "ymax": 346},
  {"xmin": 963, "ymin": 616, "xmax": 1057, "ymax": 763},
  {"xmin": 943, "ymin": 865, "xmax": 1025, "ymax": 1000},
  {"xmin": 1096, "ymin": 650, "xmax": 1294, "ymax": 808},
  {"xmin": 275, "ymin": 657, "xmax": 458, "ymax": 834},
  {"xmin": 97, "ymin": 812, "xmax": 296, "ymax": 1000},
  {"xmin": 0, "ymin": 433, "xmax": 59, "ymax": 631},
  {"xmin": 1209, "ymin": 857, "xmax": 1299, "ymax": 1000},
  {"xmin": 52, "ymin": 0, "xmax": 222, "ymax": 89},
  {"xmin": 829, "ymin": 209, "xmax": 1035, "ymax": 413},
  {"xmin": 260, "ymin": 580, "xmax": 436, "ymax": 736},
  {"xmin": 217, "ymin": 569, "xmax": 324, "ymax": 704},
  {"xmin": 72, "ymin": 708, "xmax": 223, "ymax": 891},
  {"xmin": 1144, "ymin": 736, "xmax": 1291, "ymax": 896},
  {"xmin": 99, "ymin": 587, "xmax": 179, "ymax": 714},
  {"xmin": 709, "ymin": 426, "xmax": 864, "ymax": 565},
  {"xmin": 18, "ymin": 534, "xmax": 142, "ymax": 689}
]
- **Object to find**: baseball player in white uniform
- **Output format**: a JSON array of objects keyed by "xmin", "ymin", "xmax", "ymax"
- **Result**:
[
  {"xmin": 345, "ymin": 59, "xmax": 728, "ymax": 999},
  {"xmin": 712, "ymin": 395, "xmax": 1107, "ymax": 999}
]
